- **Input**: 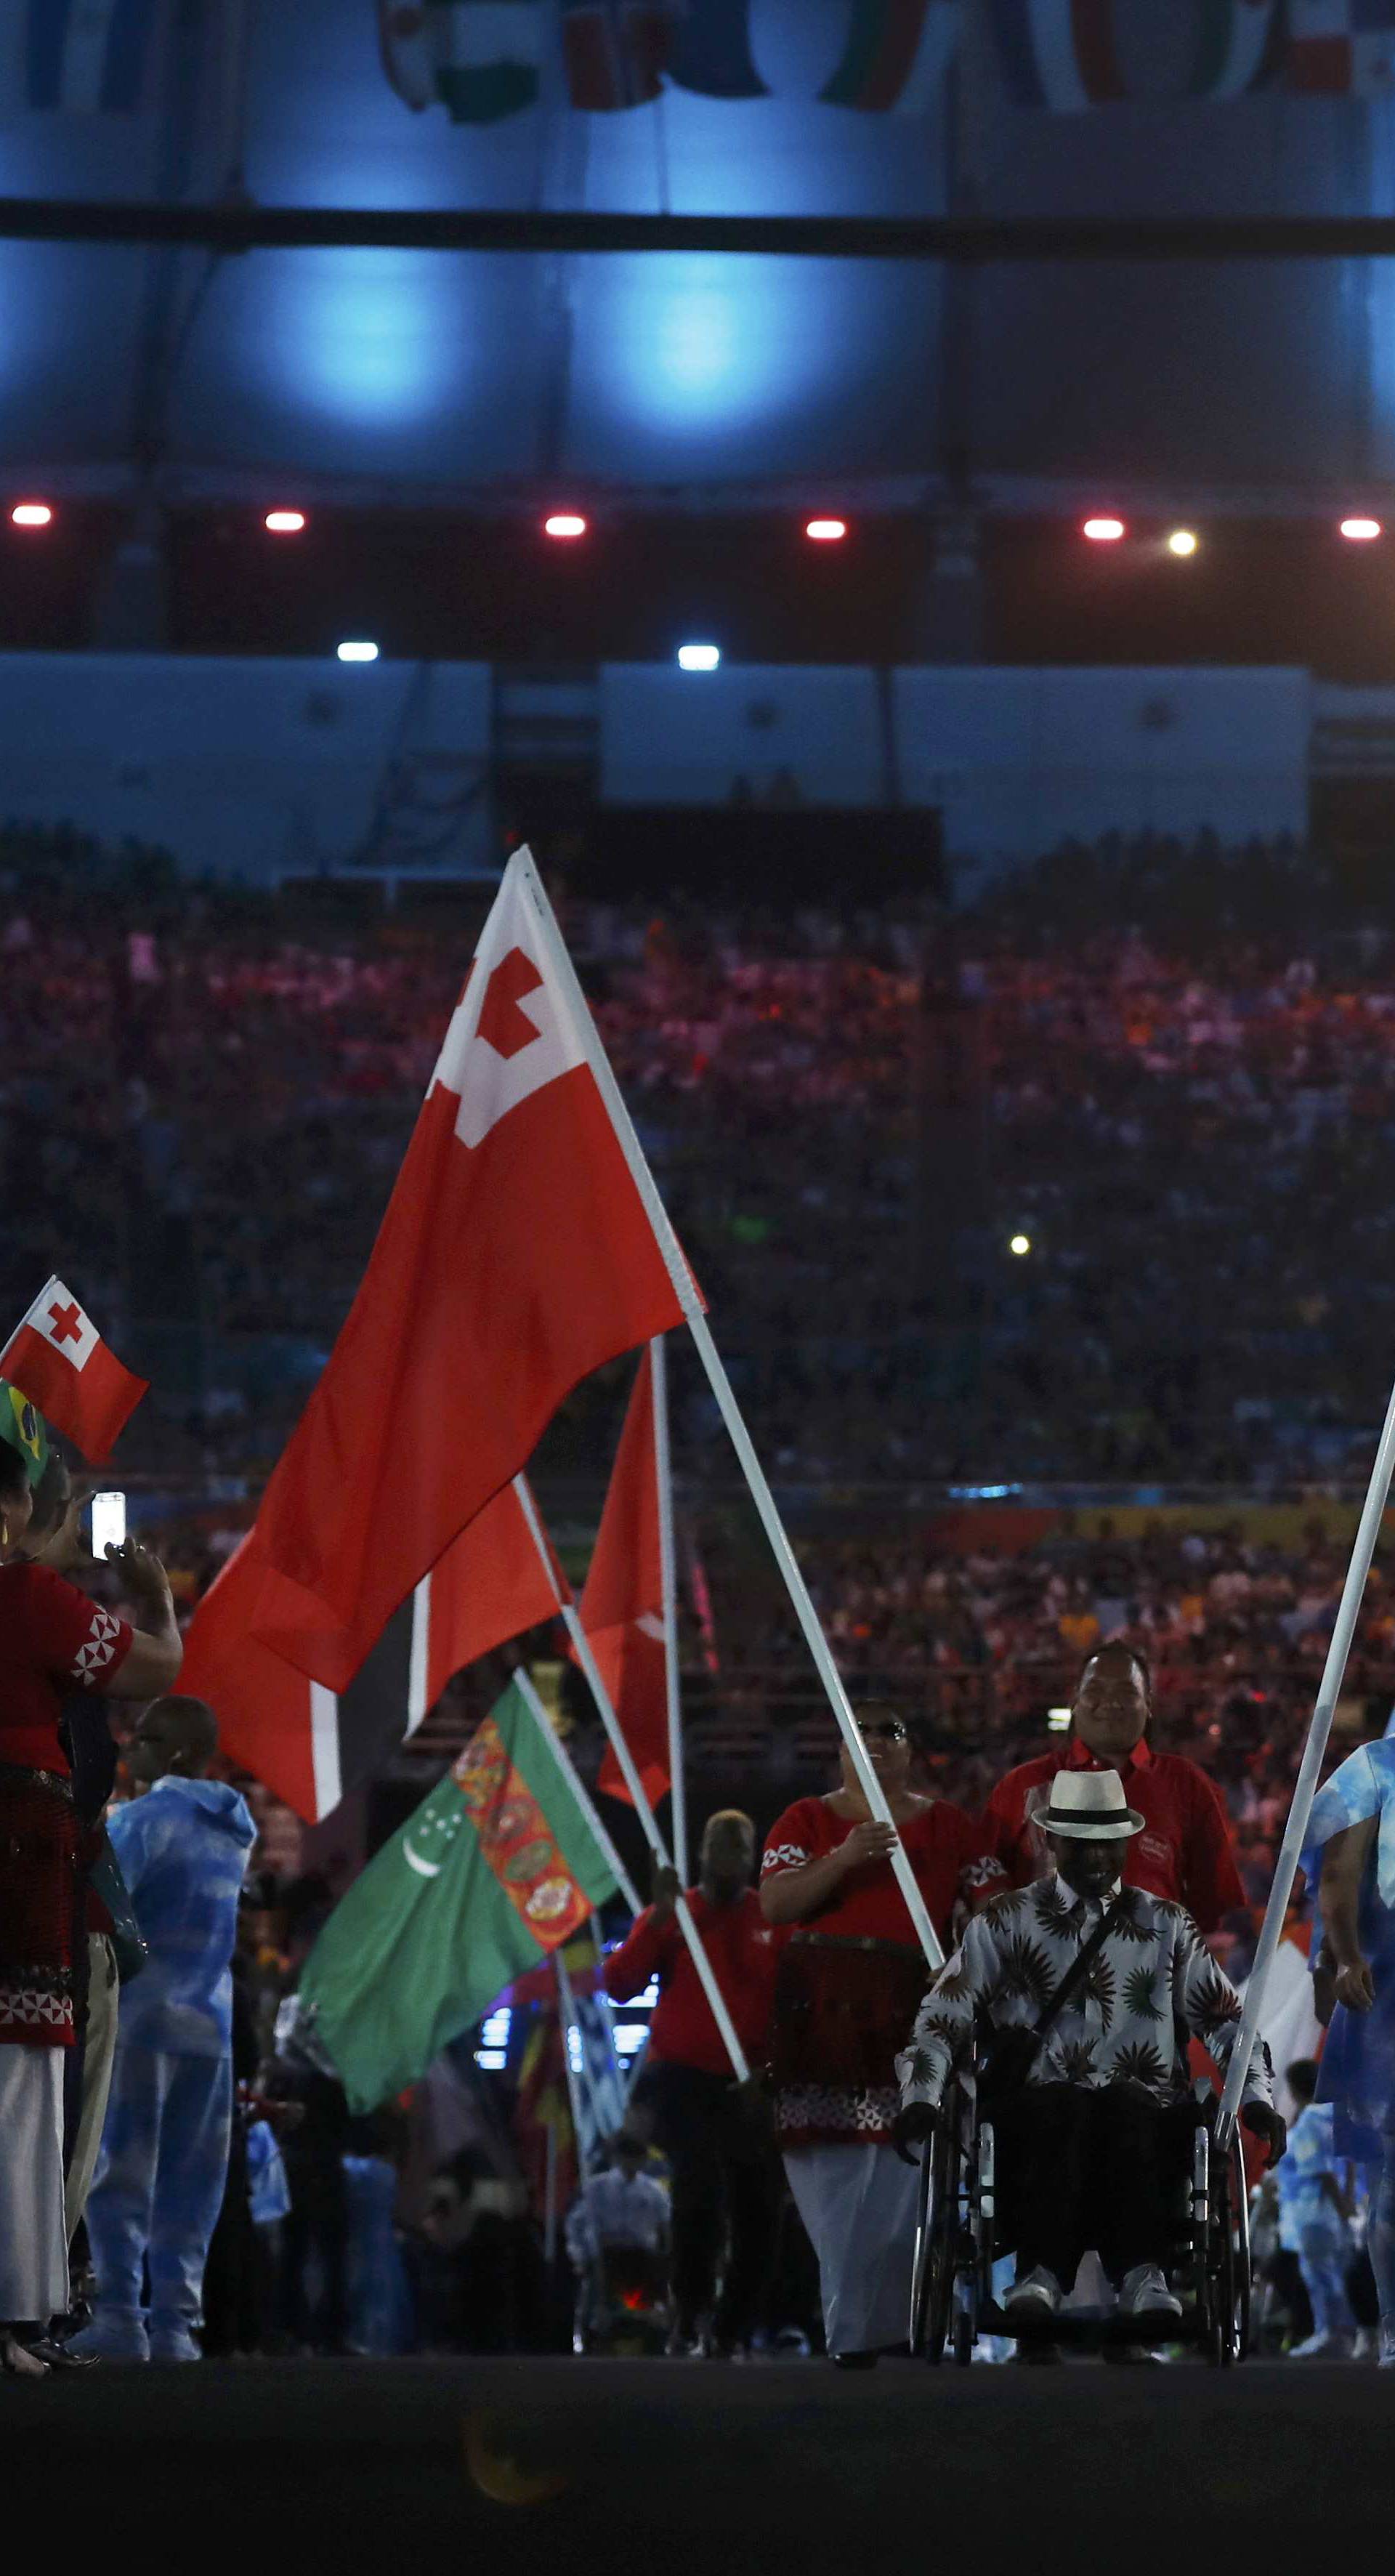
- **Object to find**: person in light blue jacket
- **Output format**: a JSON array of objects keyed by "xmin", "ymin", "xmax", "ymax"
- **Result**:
[
  {"xmin": 76, "ymin": 1697, "xmax": 254, "ymax": 2362},
  {"xmin": 1274, "ymin": 2059, "xmax": 1356, "ymax": 2357}
]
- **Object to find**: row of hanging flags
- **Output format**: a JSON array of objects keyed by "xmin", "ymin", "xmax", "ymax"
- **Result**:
[
  {"xmin": 379, "ymin": 0, "xmax": 963, "ymax": 118},
  {"xmin": 377, "ymin": 0, "xmax": 1395, "ymax": 124},
  {"xmin": 12, "ymin": 0, "xmax": 1395, "ymax": 121}
]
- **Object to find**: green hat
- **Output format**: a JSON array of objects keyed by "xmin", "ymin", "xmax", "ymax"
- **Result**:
[{"xmin": 0, "ymin": 1381, "xmax": 49, "ymax": 1487}]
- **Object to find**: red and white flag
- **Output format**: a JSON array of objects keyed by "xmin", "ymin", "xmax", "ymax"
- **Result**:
[
  {"xmin": 0, "ymin": 1276, "xmax": 147, "ymax": 1463},
  {"xmin": 241, "ymin": 849, "xmax": 695, "ymax": 1694},
  {"xmin": 181, "ymin": 1477, "xmax": 572, "ymax": 1821},
  {"xmin": 579, "ymin": 1346, "xmax": 671, "ymax": 1810}
]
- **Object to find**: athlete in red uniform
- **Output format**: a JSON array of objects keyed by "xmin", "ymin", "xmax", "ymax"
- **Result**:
[{"xmin": 984, "ymin": 1639, "xmax": 1245, "ymax": 1935}]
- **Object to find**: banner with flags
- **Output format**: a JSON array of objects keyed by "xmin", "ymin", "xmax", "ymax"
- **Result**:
[
  {"xmin": 0, "ymin": 1277, "xmax": 147, "ymax": 1465},
  {"xmin": 295, "ymin": 1679, "xmax": 621, "ymax": 2111},
  {"xmin": 24, "ymin": 0, "xmax": 161, "ymax": 115},
  {"xmin": 238, "ymin": 848, "xmax": 692, "ymax": 1698},
  {"xmin": 1287, "ymin": 0, "xmax": 1395, "ymax": 92},
  {"xmin": 666, "ymin": 0, "xmax": 768, "ymax": 97},
  {"xmin": 181, "ymin": 1475, "xmax": 571, "ymax": 1822},
  {"xmin": 377, "ymin": 0, "xmax": 546, "ymax": 122},
  {"xmin": 577, "ymin": 1346, "xmax": 671, "ymax": 1812},
  {"xmin": 990, "ymin": 0, "xmax": 1278, "ymax": 108},
  {"xmin": 559, "ymin": 0, "xmax": 678, "ymax": 108},
  {"xmin": 819, "ymin": 0, "xmax": 961, "ymax": 113}
]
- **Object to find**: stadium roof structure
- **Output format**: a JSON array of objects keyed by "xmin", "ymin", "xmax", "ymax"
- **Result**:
[{"xmin": 6, "ymin": 0, "xmax": 1395, "ymax": 520}]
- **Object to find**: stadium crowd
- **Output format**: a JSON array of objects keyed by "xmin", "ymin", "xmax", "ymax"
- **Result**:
[{"xmin": 3, "ymin": 822, "xmax": 1395, "ymax": 1490}]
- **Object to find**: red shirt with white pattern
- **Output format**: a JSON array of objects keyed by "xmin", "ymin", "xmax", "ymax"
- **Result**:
[
  {"xmin": 761, "ymin": 1793, "xmax": 1003, "ymax": 1950},
  {"xmin": 0, "ymin": 1562, "xmax": 132, "ymax": 1770},
  {"xmin": 984, "ymin": 1734, "xmax": 1245, "ymax": 1934}
]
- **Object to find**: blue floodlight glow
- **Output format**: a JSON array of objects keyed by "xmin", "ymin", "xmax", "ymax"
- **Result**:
[
  {"xmin": 678, "ymin": 642, "xmax": 721, "ymax": 671},
  {"xmin": 336, "ymin": 639, "xmax": 379, "ymax": 663}
]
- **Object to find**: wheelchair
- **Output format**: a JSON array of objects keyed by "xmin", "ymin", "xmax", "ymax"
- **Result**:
[
  {"xmin": 908, "ymin": 2062, "xmax": 1251, "ymax": 2366},
  {"xmin": 573, "ymin": 2242, "xmax": 672, "ymax": 2357}
]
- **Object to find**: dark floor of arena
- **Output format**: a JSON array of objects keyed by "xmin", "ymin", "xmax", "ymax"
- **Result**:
[{"xmin": 7, "ymin": 2358, "xmax": 1384, "ymax": 2565}]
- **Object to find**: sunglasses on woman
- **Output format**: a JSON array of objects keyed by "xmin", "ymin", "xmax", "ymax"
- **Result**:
[{"xmin": 858, "ymin": 1721, "xmax": 907, "ymax": 1745}]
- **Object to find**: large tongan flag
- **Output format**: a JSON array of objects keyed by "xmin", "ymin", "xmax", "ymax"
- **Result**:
[
  {"xmin": 0, "ymin": 1277, "xmax": 147, "ymax": 1463},
  {"xmin": 181, "ymin": 1477, "xmax": 572, "ymax": 1822},
  {"xmin": 579, "ymin": 1346, "xmax": 670, "ymax": 1810},
  {"xmin": 242, "ymin": 849, "xmax": 692, "ymax": 1695}
]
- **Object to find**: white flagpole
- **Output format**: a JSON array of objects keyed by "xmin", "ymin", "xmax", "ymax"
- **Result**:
[
  {"xmin": 553, "ymin": 1951, "xmax": 589, "ymax": 2157},
  {"xmin": 512, "ymin": 1663, "xmax": 643, "ymax": 1918},
  {"xmin": 650, "ymin": 1333, "xmax": 689, "ymax": 1885},
  {"xmin": 554, "ymin": 1945, "xmax": 607, "ymax": 2147},
  {"xmin": 512, "ymin": 1472, "xmax": 751, "ymax": 2083},
  {"xmin": 514, "ymin": 849, "xmax": 945, "ymax": 1977},
  {"xmin": 1215, "ymin": 1371, "xmax": 1395, "ymax": 2150}
]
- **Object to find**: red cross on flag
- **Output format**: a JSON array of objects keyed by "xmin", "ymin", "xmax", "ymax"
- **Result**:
[
  {"xmin": 577, "ymin": 1346, "xmax": 670, "ymax": 1810},
  {"xmin": 0, "ymin": 1275, "xmax": 148, "ymax": 1463},
  {"xmin": 240, "ymin": 848, "xmax": 697, "ymax": 1696}
]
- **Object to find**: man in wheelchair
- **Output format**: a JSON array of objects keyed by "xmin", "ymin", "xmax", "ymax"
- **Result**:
[{"xmin": 894, "ymin": 1772, "xmax": 1286, "ymax": 2338}]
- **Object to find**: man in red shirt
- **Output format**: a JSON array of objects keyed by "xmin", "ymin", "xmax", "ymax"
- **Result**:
[
  {"xmin": 985, "ymin": 1640, "xmax": 1245, "ymax": 1935},
  {"xmin": 605, "ymin": 1809, "xmax": 777, "ymax": 2357}
]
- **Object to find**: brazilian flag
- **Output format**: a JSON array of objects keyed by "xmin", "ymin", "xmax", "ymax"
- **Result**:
[{"xmin": 0, "ymin": 1379, "xmax": 49, "ymax": 1486}]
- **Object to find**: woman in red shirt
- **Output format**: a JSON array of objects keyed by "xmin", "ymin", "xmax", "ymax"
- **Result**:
[
  {"xmin": 0, "ymin": 1403, "xmax": 182, "ymax": 2379},
  {"xmin": 761, "ymin": 1705, "xmax": 1002, "ymax": 2365}
]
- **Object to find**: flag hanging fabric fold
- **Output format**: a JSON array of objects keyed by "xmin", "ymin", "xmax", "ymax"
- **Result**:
[
  {"xmin": 295, "ymin": 1680, "xmax": 620, "ymax": 2110},
  {"xmin": 180, "ymin": 1474, "xmax": 570, "ymax": 1822},
  {"xmin": 25, "ymin": 0, "xmax": 161, "ymax": 115},
  {"xmin": 666, "ymin": 0, "xmax": 768, "ymax": 98},
  {"xmin": 577, "ymin": 1346, "xmax": 670, "ymax": 1811},
  {"xmin": 242, "ymin": 848, "xmax": 692, "ymax": 1695},
  {"xmin": 1287, "ymin": 0, "xmax": 1395, "ymax": 94},
  {"xmin": 559, "ymin": 0, "xmax": 679, "ymax": 108},
  {"xmin": 818, "ymin": 0, "xmax": 960, "ymax": 113},
  {"xmin": 0, "ymin": 1277, "xmax": 147, "ymax": 1464},
  {"xmin": 377, "ymin": 0, "xmax": 546, "ymax": 122}
]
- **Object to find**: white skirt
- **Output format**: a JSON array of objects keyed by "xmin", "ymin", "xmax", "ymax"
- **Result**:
[
  {"xmin": 784, "ymin": 2141, "xmax": 920, "ymax": 2356},
  {"xmin": 0, "ymin": 2046, "xmax": 69, "ymax": 2322}
]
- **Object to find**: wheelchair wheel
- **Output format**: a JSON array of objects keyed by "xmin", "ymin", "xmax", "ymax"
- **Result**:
[
  {"xmin": 1204, "ymin": 2135, "xmax": 1251, "ymax": 2367},
  {"xmin": 1216, "ymin": 2141, "xmax": 1251, "ymax": 2367},
  {"xmin": 911, "ymin": 2118, "xmax": 961, "ymax": 2366}
]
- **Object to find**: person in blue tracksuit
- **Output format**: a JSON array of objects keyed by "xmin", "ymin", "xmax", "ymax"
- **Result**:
[
  {"xmin": 1275, "ymin": 2059, "xmax": 1356, "ymax": 2357},
  {"xmin": 75, "ymin": 1696, "xmax": 254, "ymax": 2362}
]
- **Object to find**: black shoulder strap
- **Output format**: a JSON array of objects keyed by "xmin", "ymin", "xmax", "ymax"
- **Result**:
[{"xmin": 1030, "ymin": 1892, "xmax": 1129, "ymax": 2046}]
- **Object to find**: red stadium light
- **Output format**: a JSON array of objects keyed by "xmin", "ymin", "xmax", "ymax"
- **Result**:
[
  {"xmin": 543, "ymin": 512, "xmax": 588, "ymax": 540},
  {"xmin": 10, "ymin": 501, "xmax": 53, "ymax": 528},
  {"xmin": 1340, "ymin": 515, "xmax": 1383, "ymax": 542},
  {"xmin": 1082, "ymin": 515, "xmax": 1126, "ymax": 543},
  {"xmin": 264, "ymin": 508, "xmax": 307, "ymax": 534},
  {"xmin": 805, "ymin": 517, "xmax": 848, "ymax": 543}
]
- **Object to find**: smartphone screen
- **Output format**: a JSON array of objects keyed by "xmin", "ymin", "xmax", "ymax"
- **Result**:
[{"xmin": 90, "ymin": 1491, "xmax": 127, "ymax": 1555}]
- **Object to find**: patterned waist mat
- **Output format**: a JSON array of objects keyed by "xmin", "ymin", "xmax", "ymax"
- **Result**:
[{"xmin": 0, "ymin": 1760, "xmax": 73, "ymax": 1804}]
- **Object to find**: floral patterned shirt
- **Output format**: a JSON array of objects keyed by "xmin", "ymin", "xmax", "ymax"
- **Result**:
[{"xmin": 896, "ymin": 1873, "xmax": 1274, "ymax": 2113}]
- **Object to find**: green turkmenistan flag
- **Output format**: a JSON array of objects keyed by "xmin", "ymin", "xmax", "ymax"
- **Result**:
[{"xmin": 296, "ymin": 1679, "xmax": 619, "ymax": 2112}]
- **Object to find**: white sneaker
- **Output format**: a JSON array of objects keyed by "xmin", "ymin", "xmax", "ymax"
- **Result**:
[
  {"xmin": 1118, "ymin": 2265, "xmax": 1183, "ymax": 2327},
  {"xmin": 1005, "ymin": 2266, "xmax": 1064, "ymax": 2325},
  {"xmin": 1351, "ymin": 2327, "xmax": 1378, "ymax": 2364},
  {"xmin": 1378, "ymin": 2320, "xmax": 1395, "ymax": 2370},
  {"xmin": 1289, "ymin": 2331, "xmax": 1352, "ymax": 2360}
]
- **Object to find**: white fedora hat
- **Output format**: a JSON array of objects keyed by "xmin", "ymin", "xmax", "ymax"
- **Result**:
[{"xmin": 1035, "ymin": 1771, "xmax": 1145, "ymax": 1841}]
